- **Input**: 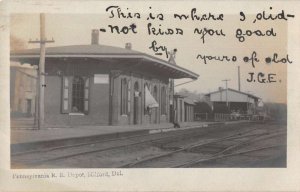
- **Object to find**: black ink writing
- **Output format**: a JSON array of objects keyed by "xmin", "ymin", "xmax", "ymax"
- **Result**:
[
  {"xmin": 106, "ymin": 6, "xmax": 141, "ymax": 19},
  {"xmin": 194, "ymin": 27, "xmax": 226, "ymax": 43},
  {"xmin": 247, "ymin": 72, "xmax": 277, "ymax": 83},
  {"xmin": 101, "ymin": 4, "xmax": 294, "ymax": 84},
  {"xmin": 253, "ymin": 7, "xmax": 295, "ymax": 23},
  {"xmin": 196, "ymin": 54, "xmax": 237, "ymax": 64},
  {"xmin": 148, "ymin": 40, "xmax": 170, "ymax": 58},
  {"xmin": 173, "ymin": 8, "xmax": 224, "ymax": 21},
  {"xmin": 265, "ymin": 53, "xmax": 293, "ymax": 64},
  {"xmin": 240, "ymin": 11, "xmax": 246, "ymax": 21},
  {"xmin": 147, "ymin": 23, "xmax": 183, "ymax": 35},
  {"xmin": 236, "ymin": 28, "xmax": 276, "ymax": 42},
  {"xmin": 108, "ymin": 24, "xmax": 138, "ymax": 34},
  {"xmin": 147, "ymin": 7, "xmax": 164, "ymax": 20},
  {"xmin": 243, "ymin": 51, "xmax": 260, "ymax": 68}
]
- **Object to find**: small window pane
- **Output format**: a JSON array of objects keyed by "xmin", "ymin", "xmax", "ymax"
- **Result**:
[
  {"xmin": 84, "ymin": 101, "xmax": 89, "ymax": 111},
  {"xmin": 72, "ymin": 76, "xmax": 84, "ymax": 113},
  {"xmin": 84, "ymin": 89, "xmax": 89, "ymax": 99},
  {"xmin": 64, "ymin": 89, "xmax": 68, "ymax": 99},
  {"xmin": 85, "ymin": 78, "xmax": 89, "ymax": 87},
  {"xmin": 63, "ymin": 100, "xmax": 68, "ymax": 110},
  {"xmin": 64, "ymin": 78, "xmax": 69, "ymax": 87}
]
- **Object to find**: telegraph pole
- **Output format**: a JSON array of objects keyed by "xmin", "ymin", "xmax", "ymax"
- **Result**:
[
  {"xmin": 29, "ymin": 13, "xmax": 54, "ymax": 129},
  {"xmin": 222, "ymin": 79, "xmax": 231, "ymax": 107},
  {"xmin": 168, "ymin": 49, "xmax": 177, "ymax": 124},
  {"xmin": 238, "ymin": 66, "xmax": 241, "ymax": 91}
]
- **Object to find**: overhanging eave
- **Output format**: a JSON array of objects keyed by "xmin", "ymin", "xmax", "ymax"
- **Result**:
[{"xmin": 10, "ymin": 53, "xmax": 199, "ymax": 80}]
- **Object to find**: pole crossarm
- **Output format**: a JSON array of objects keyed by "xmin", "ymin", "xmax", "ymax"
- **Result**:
[
  {"xmin": 222, "ymin": 79, "xmax": 231, "ymax": 107},
  {"xmin": 28, "ymin": 38, "xmax": 55, "ymax": 44}
]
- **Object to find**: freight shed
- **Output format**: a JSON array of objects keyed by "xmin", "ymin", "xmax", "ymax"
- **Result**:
[
  {"xmin": 10, "ymin": 30, "xmax": 198, "ymax": 127},
  {"xmin": 205, "ymin": 88, "xmax": 260, "ymax": 115}
]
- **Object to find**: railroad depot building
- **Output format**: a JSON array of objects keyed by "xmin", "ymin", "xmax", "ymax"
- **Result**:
[
  {"xmin": 205, "ymin": 88, "xmax": 260, "ymax": 115},
  {"xmin": 10, "ymin": 30, "xmax": 198, "ymax": 127}
]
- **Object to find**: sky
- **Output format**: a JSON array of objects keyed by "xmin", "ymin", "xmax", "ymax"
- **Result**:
[{"xmin": 10, "ymin": 12, "xmax": 288, "ymax": 103}]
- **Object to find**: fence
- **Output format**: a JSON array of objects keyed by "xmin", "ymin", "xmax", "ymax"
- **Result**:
[
  {"xmin": 194, "ymin": 113, "xmax": 209, "ymax": 121},
  {"xmin": 214, "ymin": 113, "xmax": 231, "ymax": 121},
  {"xmin": 214, "ymin": 113, "xmax": 265, "ymax": 121},
  {"xmin": 195, "ymin": 113, "xmax": 265, "ymax": 122}
]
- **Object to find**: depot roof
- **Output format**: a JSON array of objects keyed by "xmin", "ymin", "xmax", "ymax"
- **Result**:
[{"xmin": 10, "ymin": 44, "xmax": 199, "ymax": 80}]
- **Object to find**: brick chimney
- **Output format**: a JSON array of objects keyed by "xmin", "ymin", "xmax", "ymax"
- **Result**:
[
  {"xmin": 91, "ymin": 29, "xmax": 99, "ymax": 45},
  {"xmin": 125, "ymin": 43, "xmax": 132, "ymax": 50}
]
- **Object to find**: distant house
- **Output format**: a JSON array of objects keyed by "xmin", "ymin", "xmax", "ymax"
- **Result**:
[
  {"xmin": 205, "ymin": 88, "xmax": 260, "ymax": 115},
  {"xmin": 10, "ymin": 64, "xmax": 37, "ymax": 117},
  {"xmin": 10, "ymin": 30, "xmax": 198, "ymax": 127}
]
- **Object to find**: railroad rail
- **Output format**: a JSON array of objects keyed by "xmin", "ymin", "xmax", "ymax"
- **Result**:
[
  {"xmin": 121, "ymin": 130, "xmax": 286, "ymax": 168},
  {"xmin": 11, "ymin": 122, "xmax": 286, "ymax": 168}
]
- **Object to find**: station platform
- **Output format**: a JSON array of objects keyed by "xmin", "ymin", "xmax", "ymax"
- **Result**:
[{"xmin": 10, "ymin": 119, "xmax": 252, "ymax": 153}]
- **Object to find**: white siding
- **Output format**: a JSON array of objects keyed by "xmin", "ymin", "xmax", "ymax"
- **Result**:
[{"xmin": 210, "ymin": 90, "xmax": 255, "ymax": 103}]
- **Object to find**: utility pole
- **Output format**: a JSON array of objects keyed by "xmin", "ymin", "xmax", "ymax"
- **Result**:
[
  {"xmin": 222, "ymin": 79, "xmax": 231, "ymax": 107},
  {"xmin": 29, "ymin": 13, "xmax": 54, "ymax": 129},
  {"xmin": 168, "ymin": 49, "xmax": 177, "ymax": 124},
  {"xmin": 238, "ymin": 66, "xmax": 241, "ymax": 91}
]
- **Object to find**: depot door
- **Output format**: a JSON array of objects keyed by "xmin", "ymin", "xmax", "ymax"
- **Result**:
[
  {"xmin": 153, "ymin": 86, "xmax": 158, "ymax": 124},
  {"xmin": 26, "ymin": 99, "xmax": 32, "ymax": 116}
]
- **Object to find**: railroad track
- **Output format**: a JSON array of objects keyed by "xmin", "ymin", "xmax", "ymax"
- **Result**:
[
  {"xmin": 13, "ymin": 122, "xmax": 240, "ymax": 157},
  {"xmin": 12, "ymin": 123, "xmax": 255, "ymax": 167},
  {"xmin": 120, "ymin": 129, "xmax": 286, "ymax": 168},
  {"xmin": 174, "ymin": 144, "xmax": 285, "ymax": 168},
  {"xmin": 11, "ymin": 122, "xmax": 285, "ymax": 168},
  {"xmin": 173, "ymin": 131, "xmax": 286, "ymax": 167}
]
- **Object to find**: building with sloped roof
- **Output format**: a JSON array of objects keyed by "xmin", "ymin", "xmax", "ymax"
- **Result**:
[
  {"xmin": 10, "ymin": 30, "xmax": 198, "ymax": 127},
  {"xmin": 173, "ymin": 94, "xmax": 195, "ymax": 123},
  {"xmin": 10, "ymin": 63, "xmax": 37, "ymax": 117},
  {"xmin": 205, "ymin": 88, "xmax": 260, "ymax": 115}
]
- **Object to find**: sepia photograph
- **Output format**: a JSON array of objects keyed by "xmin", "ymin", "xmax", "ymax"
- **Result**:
[
  {"xmin": 1, "ymin": 0, "xmax": 300, "ymax": 191},
  {"xmin": 10, "ymin": 12, "xmax": 287, "ymax": 169}
]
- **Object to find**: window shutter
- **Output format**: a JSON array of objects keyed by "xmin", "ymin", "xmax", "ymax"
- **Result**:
[
  {"xmin": 61, "ymin": 76, "xmax": 69, "ymax": 113},
  {"xmin": 84, "ymin": 77, "xmax": 90, "ymax": 114},
  {"xmin": 120, "ymin": 78, "xmax": 124, "ymax": 115}
]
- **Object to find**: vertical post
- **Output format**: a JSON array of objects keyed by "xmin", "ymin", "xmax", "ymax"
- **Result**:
[
  {"xmin": 170, "ymin": 79, "xmax": 175, "ymax": 123},
  {"xmin": 34, "ymin": 67, "xmax": 39, "ymax": 128},
  {"xmin": 238, "ymin": 66, "xmax": 241, "ymax": 91},
  {"xmin": 28, "ymin": 13, "xmax": 54, "ymax": 129},
  {"xmin": 225, "ymin": 81, "xmax": 228, "ymax": 107},
  {"xmin": 109, "ymin": 72, "xmax": 113, "ymax": 125},
  {"xmin": 222, "ymin": 79, "xmax": 230, "ymax": 107},
  {"xmin": 168, "ymin": 49, "xmax": 176, "ymax": 125},
  {"xmin": 141, "ymin": 76, "xmax": 144, "ymax": 124},
  {"xmin": 38, "ymin": 13, "xmax": 46, "ymax": 129}
]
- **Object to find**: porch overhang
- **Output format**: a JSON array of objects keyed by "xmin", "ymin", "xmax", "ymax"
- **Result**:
[{"xmin": 10, "ymin": 45, "xmax": 199, "ymax": 80}]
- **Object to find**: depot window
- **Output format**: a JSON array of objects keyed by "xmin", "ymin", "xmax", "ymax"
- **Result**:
[{"xmin": 61, "ymin": 76, "xmax": 90, "ymax": 114}]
